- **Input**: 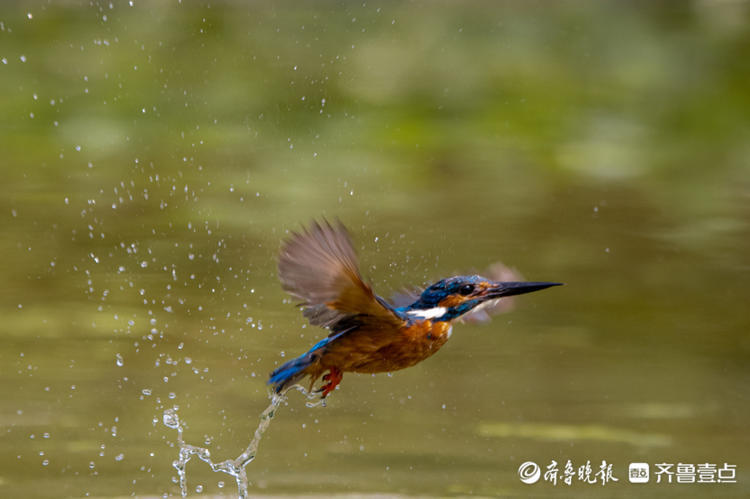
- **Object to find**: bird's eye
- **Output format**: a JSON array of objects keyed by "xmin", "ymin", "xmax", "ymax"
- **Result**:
[{"xmin": 459, "ymin": 284, "xmax": 474, "ymax": 295}]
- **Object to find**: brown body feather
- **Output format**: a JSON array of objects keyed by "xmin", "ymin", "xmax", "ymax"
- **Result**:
[
  {"xmin": 296, "ymin": 320, "xmax": 453, "ymax": 391},
  {"xmin": 320, "ymin": 320, "xmax": 452, "ymax": 373}
]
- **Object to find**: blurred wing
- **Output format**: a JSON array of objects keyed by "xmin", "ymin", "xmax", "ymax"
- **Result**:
[
  {"xmin": 388, "ymin": 287, "xmax": 422, "ymax": 309},
  {"xmin": 460, "ymin": 262, "xmax": 524, "ymax": 324},
  {"xmin": 278, "ymin": 220, "xmax": 405, "ymax": 331}
]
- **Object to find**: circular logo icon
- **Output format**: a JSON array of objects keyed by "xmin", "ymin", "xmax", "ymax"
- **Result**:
[{"xmin": 518, "ymin": 461, "xmax": 541, "ymax": 484}]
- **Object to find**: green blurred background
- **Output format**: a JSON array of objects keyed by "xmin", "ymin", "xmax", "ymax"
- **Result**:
[{"xmin": 1, "ymin": 1, "xmax": 749, "ymax": 497}]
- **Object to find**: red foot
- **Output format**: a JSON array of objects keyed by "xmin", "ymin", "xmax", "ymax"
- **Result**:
[{"xmin": 320, "ymin": 367, "xmax": 343, "ymax": 398}]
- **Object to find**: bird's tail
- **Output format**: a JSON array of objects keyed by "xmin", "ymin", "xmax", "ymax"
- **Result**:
[{"xmin": 268, "ymin": 345, "xmax": 324, "ymax": 394}]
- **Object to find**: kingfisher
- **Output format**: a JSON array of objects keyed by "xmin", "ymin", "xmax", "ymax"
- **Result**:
[{"xmin": 268, "ymin": 220, "xmax": 561, "ymax": 398}]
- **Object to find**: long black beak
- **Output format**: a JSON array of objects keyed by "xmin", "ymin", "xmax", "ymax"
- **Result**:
[{"xmin": 485, "ymin": 281, "xmax": 563, "ymax": 299}]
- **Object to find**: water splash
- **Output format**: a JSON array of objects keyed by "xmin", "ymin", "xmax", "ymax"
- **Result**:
[{"xmin": 163, "ymin": 385, "xmax": 324, "ymax": 498}]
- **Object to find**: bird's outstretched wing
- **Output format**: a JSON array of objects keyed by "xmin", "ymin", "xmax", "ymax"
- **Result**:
[
  {"xmin": 388, "ymin": 287, "xmax": 422, "ymax": 309},
  {"xmin": 278, "ymin": 220, "xmax": 405, "ymax": 332}
]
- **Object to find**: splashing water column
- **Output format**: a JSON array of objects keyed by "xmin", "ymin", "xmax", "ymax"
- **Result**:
[{"xmin": 163, "ymin": 386, "xmax": 323, "ymax": 497}]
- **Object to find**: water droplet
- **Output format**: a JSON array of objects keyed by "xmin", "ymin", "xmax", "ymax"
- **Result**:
[{"xmin": 162, "ymin": 409, "xmax": 180, "ymax": 429}]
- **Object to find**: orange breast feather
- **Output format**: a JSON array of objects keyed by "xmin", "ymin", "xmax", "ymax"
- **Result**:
[{"xmin": 320, "ymin": 320, "xmax": 453, "ymax": 374}]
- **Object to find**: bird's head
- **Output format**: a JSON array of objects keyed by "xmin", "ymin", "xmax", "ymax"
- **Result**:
[{"xmin": 406, "ymin": 275, "xmax": 561, "ymax": 322}]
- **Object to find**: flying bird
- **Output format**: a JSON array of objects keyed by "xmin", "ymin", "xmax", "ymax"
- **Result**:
[{"xmin": 268, "ymin": 220, "xmax": 560, "ymax": 398}]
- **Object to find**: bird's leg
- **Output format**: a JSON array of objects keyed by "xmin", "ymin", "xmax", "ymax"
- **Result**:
[{"xmin": 319, "ymin": 367, "xmax": 343, "ymax": 398}]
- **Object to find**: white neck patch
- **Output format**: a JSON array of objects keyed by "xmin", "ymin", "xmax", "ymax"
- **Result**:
[{"xmin": 407, "ymin": 306, "xmax": 447, "ymax": 320}]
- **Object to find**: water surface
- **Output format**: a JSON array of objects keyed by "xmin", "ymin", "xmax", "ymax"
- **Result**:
[{"xmin": 1, "ymin": 1, "xmax": 748, "ymax": 497}]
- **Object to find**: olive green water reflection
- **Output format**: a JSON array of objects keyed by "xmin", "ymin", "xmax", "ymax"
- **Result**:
[{"xmin": 1, "ymin": 1, "xmax": 749, "ymax": 497}]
